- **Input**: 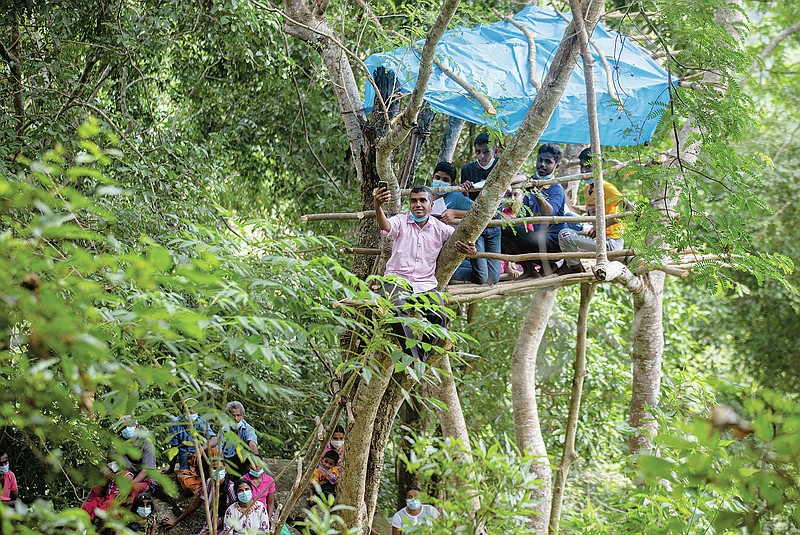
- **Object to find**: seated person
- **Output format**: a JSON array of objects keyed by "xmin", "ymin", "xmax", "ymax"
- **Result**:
[
  {"xmin": 373, "ymin": 185, "xmax": 475, "ymax": 360},
  {"xmin": 164, "ymin": 399, "xmax": 218, "ymax": 495},
  {"xmin": 220, "ymin": 401, "xmax": 259, "ymax": 477},
  {"xmin": 460, "ymin": 132, "xmax": 497, "ymax": 201},
  {"xmin": 499, "ymin": 186, "xmax": 529, "ymax": 278},
  {"xmin": 558, "ymin": 148, "xmax": 632, "ymax": 274},
  {"xmin": 81, "ymin": 461, "xmax": 134, "ymax": 521},
  {"xmin": 161, "ymin": 459, "xmax": 235, "ymax": 534},
  {"xmin": 243, "ymin": 457, "xmax": 276, "ymax": 518},
  {"xmin": 309, "ymin": 450, "xmax": 340, "ymax": 503},
  {"xmin": 322, "ymin": 425, "xmax": 345, "ymax": 469},
  {"xmin": 223, "ymin": 478, "xmax": 270, "ymax": 534},
  {"xmin": 391, "ymin": 486, "xmax": 439, "ymax": 534},
  {"xmin": 119, "ymin": 415, "xmax": 157, "ymax": 500},
  {"xmin": 127, "ymin": 492, "xmax": 157, "ymax": 535},
  {"xmin": 501, "ymin": 143, "xmax": 567, "ymax": 277},
  {"xmin": 0, "ymin": 450, "xmax": 18, "ymax": 505},
  {"xmin": 431, "ymin": 161, "xmax": 501, "ymax": 284}
]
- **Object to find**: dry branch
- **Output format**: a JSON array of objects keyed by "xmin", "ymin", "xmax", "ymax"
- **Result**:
[{"xmin": 384, "ymin": 29, "xmax": 496, "ymax": 116}]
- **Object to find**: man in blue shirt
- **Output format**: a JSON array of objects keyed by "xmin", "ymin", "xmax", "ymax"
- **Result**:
[
  {"xmin": 220, "ymin": 400, "xmax": 260, "ymax": 477},
  {"xmin": 431, "ymin": 161, "xmax": 501, "ymax": 284},
  {"xmin": 501, "ymin": 143, "xmax": 566, "ymax": 277},
  {"xmin": 164, "ymin": 399, "xmax": 218, "ymax": 495}
]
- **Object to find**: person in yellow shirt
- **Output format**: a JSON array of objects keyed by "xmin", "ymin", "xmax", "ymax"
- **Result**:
[{"xmin": 557, "ymin": 148, "xmax": 632, "ymax": 274}]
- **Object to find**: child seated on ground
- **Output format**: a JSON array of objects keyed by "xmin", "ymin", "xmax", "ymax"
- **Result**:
[
  {"xmin": 127, "ymin": 492, "xmax": 157, "ymax": 535},
  {"xmin": 309, "ymin": 451, "xmax": 339, "ymax": 504}
]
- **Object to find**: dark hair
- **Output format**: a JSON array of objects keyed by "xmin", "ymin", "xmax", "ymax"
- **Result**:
[
  {"xmin": 323, "ymin": 450, "xmax": 340, "ymax": 464},
  {"xmin": 131, "ymin": 492, "xmax": 153, "ymax": 511},
  {"xmin": 0, "ymin": 451, "xmax": 7, "ymax": 459},
  {"xmin": 235, "ymin": 477, "xmax": 253, "ymax": 491},
  {"xmin": 433, "ymin": 161, "xmax": 457, "ymax": 183},
  {"xmin": 409, "ymin": 185, "xmax": 433, "ymax": 203},
  {"xmin": 538, "ymin": 143, "xmax": 563, "ymax": 163},
  {"xmin": 333, "ymin": 424, "xmax": 344, "ymax": 435},
  {"xmin": 406, "ymin": 485, "xmax": 421, "ymax": 493},
  {"xmin": 578, "ymin": 147, "xmax": 597, "ymax": 163},
  {"xmin": 474, "ymin": 132, "xmax": 491, "ymax": 146}
]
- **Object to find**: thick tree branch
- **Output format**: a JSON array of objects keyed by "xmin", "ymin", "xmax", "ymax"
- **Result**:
[
  {"xmin": 435, "ymin": 0, "xmax": 605, "ymax": 286},
  {"xmin": 759, "ymin": 20, "xmax": 800, "ymax": 61}
]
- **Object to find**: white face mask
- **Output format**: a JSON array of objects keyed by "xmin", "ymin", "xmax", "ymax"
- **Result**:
[
  {"xmin": 236, "ymin": 420, "xmax": 245, "ymax": 429},
  {"xmin": 190, "ymin": 413, "xmax": 199, "ymax": 422},
  {"xmin": 477, "ymin": 157, "xmax": 496, "ymax": 170},
  {"xmin": 330, "ymin": 440, "xmax": 344, "ymax": 450},
  {"xmin": 214, "ymin": 468, "xmax": 227, "ymax": 481},
  {"xmin": 0, "ymin": 463, "xmax": 9, "ymax": 474}
]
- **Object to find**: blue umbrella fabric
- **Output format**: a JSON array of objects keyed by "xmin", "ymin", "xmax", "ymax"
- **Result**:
[{"xmin": 363, "ymin": 5, "xmax": 675, "ymax": 146}]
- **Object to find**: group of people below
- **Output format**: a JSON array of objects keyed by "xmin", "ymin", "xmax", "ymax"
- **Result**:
[
  {"xmin": 373, "ymin": 136, "xmax": 631, "ymax": 359},
  {"xmin": 79, "ymin": 399, "xmax": 287, "ymax": 535}
]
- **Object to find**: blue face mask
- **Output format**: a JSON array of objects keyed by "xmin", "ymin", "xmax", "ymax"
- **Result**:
[
  {"xmin": 136, "ymin": 506, "xmax": 152, "ymax": 518},
  {"xmin": 406, "ymin": 498, "xmax": 422, "ymax": 510},
  {"xmin": 249, "ymin": 469, "xmax": 264, "ymax": 477},
  {"xmin": 535, "ymin": 171, "xmax": 554, "ymax": 180},
  {"xmin": 238, "ymin": 490, "xmax": 253, "ymax": 503},
  {"xmin": 121, "ymin": 426, "xmax": 136, "ymax": 439},
  {"xmin": 0, "ymin": 463, "xmax": 9, "ymax": 474},
  {"xmin": 409, "ymin": 213, "xmax": 428, "ymax": 223},
  {"xmin": 585, "ymin": 178, "xmax": 595, "ymax": 185},
  {"xmin": 431, "ymin": 180, "xmax": 450, "ymax": 189}
]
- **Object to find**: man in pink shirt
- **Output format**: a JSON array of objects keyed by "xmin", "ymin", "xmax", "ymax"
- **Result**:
[{"xmin": 374, "ymin": 184, "xmax": 475, "ymax": 360}]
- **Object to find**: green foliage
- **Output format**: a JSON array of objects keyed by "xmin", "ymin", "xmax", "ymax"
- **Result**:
[
  {"xmin": 0, "ymin": 126, "xmax": 378, "ymax": 531},
  {"xmin": 398, "ymin": 435, "xmax": 544, "ymax": 533}
]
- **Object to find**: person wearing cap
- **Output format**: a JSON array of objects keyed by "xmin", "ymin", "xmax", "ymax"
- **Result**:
[
  {"xmin": 430, "ymin": 161, "xmax": 501, "ymax": 284},
  {"xmin": 220, "ymin": 401, "xmax": 259, "ymax": 477},
  {"xmin": 164, "ymin": 399, "xmax": 218, "ymax": 495},
  {"xmin": 119, "ymin": 415, "xmax": 157, "ymax": 498}
]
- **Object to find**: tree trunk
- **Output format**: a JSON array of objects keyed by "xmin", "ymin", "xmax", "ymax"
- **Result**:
[
  {"xmin": 398, "ymin": 103, "xmax": 436, "ymax": 189},
  {"xmin": 337, "ymin": 354, "xmax": 394, "ymax": 530},
  {"xmin": 628, "ymin": 0, "xmax": 742, "ymax": 454},
  {"xmin": 396, "ymin": 398, "xmax": 424, "ymax": 510},
  {"xmin": 628, "ymin": 271, "xmax": 665, "ymax": 452},
  {"xmin": 438, "ymin": 116, "xmax": 466, "ymax": 163},
  {"xmin": 512, "ymin": 290, "xmax": 557, "ymax": 533},
  {"xmin": 431, "ymin": 354, "xmax": 480, "ymax": 511}
]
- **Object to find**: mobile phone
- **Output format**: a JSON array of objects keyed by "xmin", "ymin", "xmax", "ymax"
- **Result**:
[{"xmin": 377, "ymin": 180, "xmax": 388, "ymax": 190}]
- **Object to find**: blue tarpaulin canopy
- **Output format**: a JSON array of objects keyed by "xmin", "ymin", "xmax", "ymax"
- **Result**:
[{"xmin": 363, "ymin": 6, "xmax": 675, "ymax": 146}]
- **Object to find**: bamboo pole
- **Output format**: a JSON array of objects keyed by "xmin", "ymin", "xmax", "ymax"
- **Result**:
[
  {"xmin": 469, "ymin": 248, "xmax": 634, "ymax": 262},
  {"xmin": 305, "ymin": 210, "xmax": 632, "ymax": 225},
  {"xmin": 549, "ymin": 283, "xmax": 596, "ymax": 534}
]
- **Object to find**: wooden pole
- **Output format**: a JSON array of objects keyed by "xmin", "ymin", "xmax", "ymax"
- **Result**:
[
  {"xmin": 549, "ymin": 283, "xmax": 596, "ymax": 534},
  {"xmin": 304, "ymin": 211, "xmax": 632, "ymax": 225}
]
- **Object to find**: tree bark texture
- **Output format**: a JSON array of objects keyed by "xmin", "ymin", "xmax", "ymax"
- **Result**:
[
  {"xmin": 438, "ymin": 115, "xmax": 466, "ymax": 164},
  {"xmin": 435, "ymin": 0, "xmax": 605, "ymax": 286},
  {"xmin": 628, "ymin": 0, "xmax": 742, "ymax": 454},
  {"xmin": 337, "ymin": 354, "xmax": 394, "ymax": 529},
  {"xmin": 398, "ymin": 103, "xmax": 436, "ymax": 189},
  {"xmin": 548, "ymin": 283, "xmax": 595, "ymax": 535},
  {"xmin": 628, "ymin": 271, "xmax": 665, "ymax": 452},
  {"xmin": 511, "ymin": 290, "xmax": 558, "ymax": 533}
]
